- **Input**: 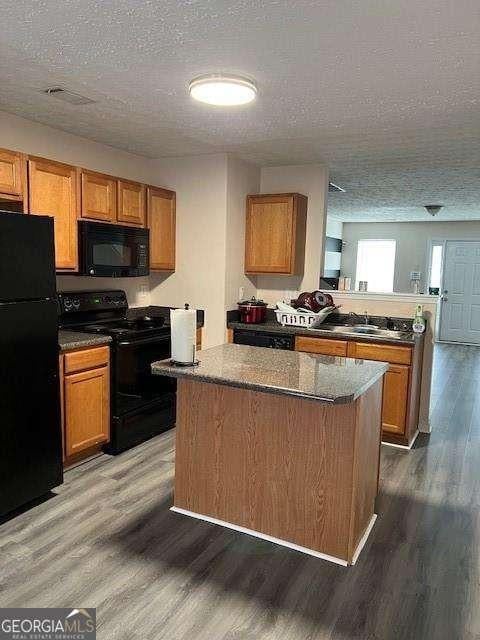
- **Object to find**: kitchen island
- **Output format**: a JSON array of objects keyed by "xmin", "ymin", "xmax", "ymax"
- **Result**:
[{"xmin": 152, "ymin": 343, "xmax": 388, "ymax": 565}]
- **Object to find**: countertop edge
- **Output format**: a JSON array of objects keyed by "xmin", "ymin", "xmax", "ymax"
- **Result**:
[
  {"xmin": 151, "ymin": 358, "xmax": 389, "ymax": 405},
  {"xmin": 58, "ymin": 331, "xmax": 112, "ymax": 352},
  {"xmin": 227, "ymin": 321, "xmax": 423, "ymax": 346}
]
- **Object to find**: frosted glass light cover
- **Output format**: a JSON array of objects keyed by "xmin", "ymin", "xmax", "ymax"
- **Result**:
[{"xmin": 189, "ymin": 75, "xmax": 257, "ymax": 106}]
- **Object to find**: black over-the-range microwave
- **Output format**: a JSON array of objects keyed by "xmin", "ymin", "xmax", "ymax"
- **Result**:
[{"xmin": 79, "ymin": 221, "xmax": 149, "ymax": 277}]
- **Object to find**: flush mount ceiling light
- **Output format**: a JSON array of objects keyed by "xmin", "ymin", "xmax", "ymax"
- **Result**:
[
  {"xmin": 189, "ymin": 75, "xmax": 257, "ymax": 106},
  {"xmin": 424, "ymin": 205, "xmax": 443, "ymax": 217}
]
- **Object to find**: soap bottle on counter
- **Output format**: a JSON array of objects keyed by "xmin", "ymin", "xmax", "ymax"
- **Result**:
[{"xmin": 412, "ymin": 304, "xmax": 426, "ymax": 334}]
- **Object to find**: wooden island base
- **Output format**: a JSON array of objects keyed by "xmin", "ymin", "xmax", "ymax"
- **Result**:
[{"xmin": 172, "ymin": 378, "xmax": 383, "ymax": 566}]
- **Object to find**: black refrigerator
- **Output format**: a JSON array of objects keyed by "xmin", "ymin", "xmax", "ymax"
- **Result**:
[{"xmin": 0, "ymin": 212, "xmax": 63, "ymax": 518}]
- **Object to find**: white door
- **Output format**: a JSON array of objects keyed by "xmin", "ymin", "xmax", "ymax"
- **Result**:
[{"xmin": 440, "ymin": 241, "xmax": 480, "ymax": 344}]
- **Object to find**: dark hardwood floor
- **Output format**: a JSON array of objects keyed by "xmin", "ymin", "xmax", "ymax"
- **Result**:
[{"xmin": 1, "ymin": 343, "xmax": 479, "ymax": 639}]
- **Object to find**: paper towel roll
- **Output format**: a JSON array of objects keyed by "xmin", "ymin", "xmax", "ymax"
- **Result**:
[{"xmin": 170, "ymin": 306, "xmax": 197, "ymax": 364}]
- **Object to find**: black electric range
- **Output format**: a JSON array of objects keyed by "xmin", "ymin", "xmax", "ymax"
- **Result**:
[{"xmin": 58, "ymin": 290, "xmax": 176, "ymax": 454}]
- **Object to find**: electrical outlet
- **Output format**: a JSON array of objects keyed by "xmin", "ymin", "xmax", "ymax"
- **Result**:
[{"xmin": 238, "ymin": 286, "xmax": 245, "ymax": 301}]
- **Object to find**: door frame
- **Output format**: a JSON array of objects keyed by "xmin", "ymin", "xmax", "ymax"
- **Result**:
[{"xmin": 437, "ymin": 239, "xmax": 480, "ymax": 345}]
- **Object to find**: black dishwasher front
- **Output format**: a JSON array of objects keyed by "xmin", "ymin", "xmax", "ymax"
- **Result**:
[{"xmin": 233, "ymin": 329, "xmax": 294, "ymax": 350}]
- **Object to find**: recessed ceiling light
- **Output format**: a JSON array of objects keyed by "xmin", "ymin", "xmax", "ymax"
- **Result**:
[{"xmin": 189, "ymin": 75, "xmax": 257, "ymax": 106}]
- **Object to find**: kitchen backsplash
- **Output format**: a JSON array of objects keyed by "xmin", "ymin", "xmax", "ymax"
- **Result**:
[{"xmin": 56, "ymin": 275, "xmax": 151, "ymax": 307}]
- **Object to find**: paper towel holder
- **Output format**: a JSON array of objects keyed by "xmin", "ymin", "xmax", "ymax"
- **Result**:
[{"xmin": 170, "ymin": 303, "xmax": 200, "ymax": 367}]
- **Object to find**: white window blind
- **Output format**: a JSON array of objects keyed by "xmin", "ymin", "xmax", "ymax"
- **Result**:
[{"xmin": 355, "ymin": 240, "xmax": 396, "ymax": 292}]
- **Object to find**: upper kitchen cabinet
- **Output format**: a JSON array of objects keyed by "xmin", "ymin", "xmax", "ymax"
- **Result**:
[
  {"xmin": 0, "ymin": 148, "xmax": 27, "ymax": 208},
  {"xmin": 81, "ymin": 170, "xmax": 117, "ymax": 222},
  {"xmin": 28, "ymin": 156, "xmax": 79, "ymax": 271},
  {"xmin": 117, "ymin": 179, "xmax": 146, "ymax": 226},
  {"xmin": 147, "ymin": 186, "xmax": 176, "ymax": 271},
  {"xmin": 245, "ymin": 193, "xmax": 307, "ymax": 275}
]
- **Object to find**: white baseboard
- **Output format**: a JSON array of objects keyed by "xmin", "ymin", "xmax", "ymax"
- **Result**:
[
  {"xmin": 351, "ymin": 514, "xmax": 377, "ymax": 565},
  {"xmin": 382, "ymin": 429, "xmax": 419, "ymax": 450},
  {"xmin": 170, "ymin": 506, "xmax": 377, "ymax": 566}
]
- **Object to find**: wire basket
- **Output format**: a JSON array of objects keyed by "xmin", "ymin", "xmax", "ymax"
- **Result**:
[{"xmin": 274, "ymin": 307, "xmax": 334, "ymax": 328}]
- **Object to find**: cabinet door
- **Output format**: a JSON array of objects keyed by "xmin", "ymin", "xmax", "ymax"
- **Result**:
[
  {"xmin": 295, "ymin": 336, "xmax": 348, "ymax": 356},
  {"xmin": 65, "ymin": 365, "xmax": 110, "ymax": 456},
  {"xmin": 81, "ymin": 170, "xmax": 117, "ymax": 222},
  {"xmin": 28, "ymin": 157, "xmax": 79, "ymax": 270},
  {"xmin": 117, "ymin": 179, "xmax": 145, "ymax": 226},
  {"xmin": 382, "ymin": 364, "xmax": 409, "ymax": 435},
  {"xmin": 245, "ymin": 194, "xmax": 296, "ymax": 274},
  {"xmin": 147, "ymin": 186, "xmax": 176, "ymax": 270},
  {"xmin": 0, "ymin": 148, "xmax": 25, "ymax": 196}
]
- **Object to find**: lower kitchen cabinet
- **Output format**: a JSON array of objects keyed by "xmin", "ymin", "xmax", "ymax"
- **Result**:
[
  {"xmin": 59, "ymin": 345, "xmax": 110, "ymax": 465},
  {"xmin": 381, "ymin": 364, "xmax": 409, "ymax": 436},
  {"xmin": 295, "ymin": 335, "xmax": 422, "ymax": 446}
]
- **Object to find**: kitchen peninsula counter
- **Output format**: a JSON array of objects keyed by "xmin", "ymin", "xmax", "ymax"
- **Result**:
[{"xmin": 152, "ymin": 344, "xmax": 388, "ymax": 565}]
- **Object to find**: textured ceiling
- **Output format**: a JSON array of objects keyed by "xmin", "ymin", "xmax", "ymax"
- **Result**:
[{"xmin": 0, "ymin": 0, "xmax": 478, "ymax": 222}]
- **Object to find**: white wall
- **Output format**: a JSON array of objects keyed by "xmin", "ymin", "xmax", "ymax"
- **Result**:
[
  {"xmin": 225, "ymin": 156, "xmax": 260, "ymax": 309},
  {"xmin": 0, "ymin": 110, "xmax": 157, "ymax": 306},
  {"xmin": 341, "ymin": 220, "xmax": 480, "ymax": 293},
  {"xmin": 148, "ymin": 154, "xmax": 228, "ymax": 347},
  {"xmin": 326, "ymin": 217, "xmax": 343, "ymax": 239},
  {"xmin": 324, "ymin": 216, "xmax": 343, "ymax": 273},
  {"xmin": 256, "ymin": 164, "xmax": 329, "ymax": 305},
  {"xmin": 148, "ymin": 154, "xmax": 261, "ymax": 347}
]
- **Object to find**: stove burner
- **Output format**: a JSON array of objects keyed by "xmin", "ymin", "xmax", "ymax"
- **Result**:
[{"xmin": 127, "ymin": 316, "xmax": 166, "ymax": 329}]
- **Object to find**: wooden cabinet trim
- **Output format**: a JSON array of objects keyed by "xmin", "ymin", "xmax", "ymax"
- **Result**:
[
  {"xmin": 80, "ymin": 169, "xmax": 117, "ymax": 222},
  {"xmin": 59, "ymin": 354, "xmax": 65, "ymax": 461},
  {"xmin": 64, "ymin": 345, "xmax": 110, "ymax": 374}
]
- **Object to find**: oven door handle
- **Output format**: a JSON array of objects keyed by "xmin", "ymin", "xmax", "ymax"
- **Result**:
[{"xmin": 117, "ymin": 335, "xmax": 170, "ymax": 347}]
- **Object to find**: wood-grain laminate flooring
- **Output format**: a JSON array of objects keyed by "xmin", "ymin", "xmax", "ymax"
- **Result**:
[{"xmin": 1, "ymin": 343, "xmax": 479, "ymax": 639}]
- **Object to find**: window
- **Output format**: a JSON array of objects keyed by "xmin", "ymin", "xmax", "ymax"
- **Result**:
[
  {"xmin": 428, "ymin": 242, "xmax": 444, "ymax": 292},
  {"xmin": 355, "ymin": 240, "xmax": 396, "ymax": 292}
]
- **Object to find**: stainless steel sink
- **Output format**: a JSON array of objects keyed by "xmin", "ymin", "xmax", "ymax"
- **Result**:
[{"xmin": 314, "ymin": 324, "xmax": 411, "ymax": 340}]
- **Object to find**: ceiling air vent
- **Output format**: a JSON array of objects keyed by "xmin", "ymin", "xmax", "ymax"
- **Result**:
[
  {"xmin": 328, "ymin": 182, "xmax": 345, "ymax": 193},
  {"xmin": 43, "ymin": 87, "xmax": 96, "ymax": 106}
]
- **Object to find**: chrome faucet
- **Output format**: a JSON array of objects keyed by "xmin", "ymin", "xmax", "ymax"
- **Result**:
[{"xmin": 348, "ymin": 311, "xmax": 370, "ymax": 325}]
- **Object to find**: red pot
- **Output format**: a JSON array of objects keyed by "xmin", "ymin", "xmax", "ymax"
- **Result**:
[{"xmin": 238, "ymin": 297, "xmax": 267, "ymax": 324}]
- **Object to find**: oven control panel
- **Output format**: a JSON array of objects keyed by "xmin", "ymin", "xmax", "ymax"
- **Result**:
[{"xmin": 58, "ymin": 290, "xmax": 128, "ymax": 314}]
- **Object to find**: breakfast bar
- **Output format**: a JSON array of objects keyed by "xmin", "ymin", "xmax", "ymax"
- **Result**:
[{"xmin": 152, "ymin": 343, "xmax": 388, "ymax": 565}]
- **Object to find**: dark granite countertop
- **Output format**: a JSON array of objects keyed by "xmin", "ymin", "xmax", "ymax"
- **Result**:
[
  {"xmin": 59, "ymin": 330, "xmax": 112, "ymax": 352},
  {"xmin": 151, "ymin": 343, "xmax": 388, "ymax": 405},
  {"xmin": 227, "ymin": 319, "xmax": 422, "ymax": 346}
]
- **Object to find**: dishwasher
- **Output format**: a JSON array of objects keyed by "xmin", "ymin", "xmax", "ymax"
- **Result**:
[{"xmin": 233, "ymin": 329, "xmax": 295, "ymax": 350}]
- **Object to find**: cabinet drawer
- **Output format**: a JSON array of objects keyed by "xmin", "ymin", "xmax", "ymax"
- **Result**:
[
  {"xmin": 348, "ymin": 341, "xmax": 412, "ymax": 365},
  {"xmin": 64, "ymin": 345, "xmax": 110, "ymax": 374},
  {"xmin": 295, "ymin": 336, "xmax": 348, "ymax": 356}
]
